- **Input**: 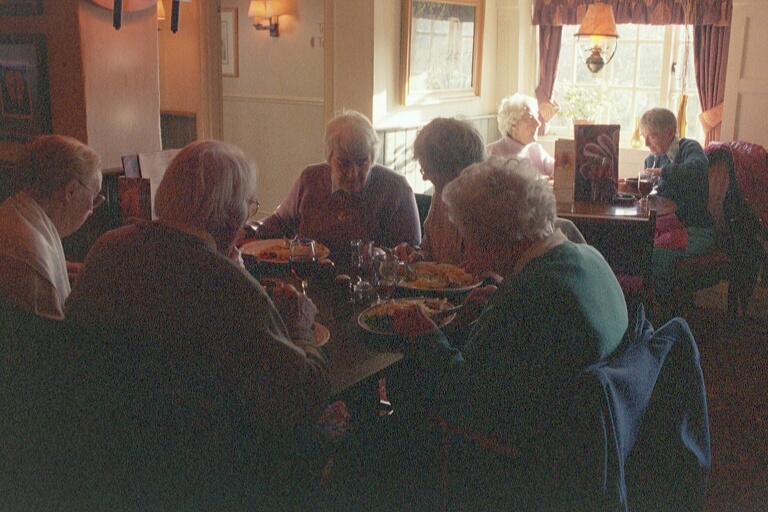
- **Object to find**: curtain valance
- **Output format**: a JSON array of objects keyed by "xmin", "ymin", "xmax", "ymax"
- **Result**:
[{"xmin": 533, "ymin": 0, "xmax": 731, "ymax": 27}]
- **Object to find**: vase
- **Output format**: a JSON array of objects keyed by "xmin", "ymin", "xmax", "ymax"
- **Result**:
[
  {"xmin": 630, "ymin": 117, "xmax": 643, "ymax": 149},
  {"xmin": 591, "ymin": 178, "xmax": 616, "ymax": 204}
]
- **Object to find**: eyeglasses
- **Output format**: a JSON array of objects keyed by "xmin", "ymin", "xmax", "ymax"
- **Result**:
[
  {"xmin": 76, "ymin": 179, "xmax": 106, "ymax": 208},
  {"xmin": 334, "ymin": 157, "xmax": 370, "ymax": 173},
  {"xmin": 247, "ymin": 197, "xmax": 260, "ymax": 218}
]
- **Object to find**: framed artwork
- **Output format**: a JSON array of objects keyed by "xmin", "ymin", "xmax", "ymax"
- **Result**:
[
  {"xmin": 0, "ymin": 34, "xmax": 50, "ymax": 142},
  {"xmin": 400, "ymin": 0, "xmax": 485, "ymax": 105},
  {"xmin": 221, "ymin": 7, "xmax": 239, "ymax": 78},
  {"xmin": 0, "ymin": 0, "xmax": 43, "ymax": 16}
]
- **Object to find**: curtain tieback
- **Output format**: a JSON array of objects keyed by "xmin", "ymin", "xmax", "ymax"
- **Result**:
[
  {"xmin": 699, "ymin": 102, "xmax": 724, "ymax": 132},
  {"xmin": 538, "ymin": 100, "xmax": 559, "ymax": 123}
]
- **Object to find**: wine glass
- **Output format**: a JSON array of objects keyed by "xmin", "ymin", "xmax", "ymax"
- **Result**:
[
  {"xmin": 374, "ymin": 253, "xmax": 404, "ymax": 302},
  {"xmin": 638, "ymin": 170, "xmax": 655, "ymax": 206},
  {"xmin": 289, "ymin": 237, "xmax": 318, "ymax": 295}
]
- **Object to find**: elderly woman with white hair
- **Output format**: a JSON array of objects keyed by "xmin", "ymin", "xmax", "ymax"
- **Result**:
[
  {"xmin": 486, "ymin": 93, "xmax": 555, "ymax": 176},
  {"xmin": 65, "ymin": 140, "xmax": 330, "ymax": 508},
  {"xmin": 256, "ymin": 110, "xmax": 421, "ymax": 256},
  {"xmin": 392, "ymin": 156, "xmax": 627, "ymax": 506},
  {"xmin": 0, "ymin": 134, "xmax": 102, "ymax": 319}
]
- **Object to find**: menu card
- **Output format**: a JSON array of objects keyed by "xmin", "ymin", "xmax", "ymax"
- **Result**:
[
  {"xmin": 573, "ymin": 124, "xmax": 620, "ymax": 203},
  {"xmin": 118, "ymin": 177, "xmax": 151, "ymax": 222},
  {"xmin": 553, "ymin": 139, "xmax": 575, "ymax": 203}
]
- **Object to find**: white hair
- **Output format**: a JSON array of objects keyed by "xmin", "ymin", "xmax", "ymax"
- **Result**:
[{"xmin": 442, "ymin": 156, "xmax": 556, "ymax": 246}]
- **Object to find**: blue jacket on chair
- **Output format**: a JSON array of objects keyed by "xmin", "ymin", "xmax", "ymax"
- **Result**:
[{"xmin": 582, "ymin": 306, "xmax": 711, "ymax": 511}]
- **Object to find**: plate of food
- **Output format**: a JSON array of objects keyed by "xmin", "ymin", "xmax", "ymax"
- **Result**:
[
  {"xmin": 357, "ymin": 297, "xmax": 456, "ymax": 336},
  {"xmin": 398, "ymin": 261, "xmax": 480, "ymax": 293},
  {"xmin": 240, "ymin": 238, "xmax": 331, "ymax": 263}
]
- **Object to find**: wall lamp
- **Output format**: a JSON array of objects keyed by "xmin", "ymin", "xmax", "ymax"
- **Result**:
[
  {"xmin": 575, "ymin": 2, "xmax": 619, "ymax": 73},
  {"xmin": 249, "ymin": 0, "xmax": 286, "ymax": 37}
]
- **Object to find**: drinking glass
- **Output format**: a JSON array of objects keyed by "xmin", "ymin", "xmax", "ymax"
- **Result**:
[
  {"xmin": 289, "ymin": 237, "xmax": 318, "ymax": 295},
  {"xmin": 638, "ymin": 170, "xmax": 655, "ymax": 205},
  {"xmin": 374, "ymin": 254, "xmax": 404, "ymax": 302}
]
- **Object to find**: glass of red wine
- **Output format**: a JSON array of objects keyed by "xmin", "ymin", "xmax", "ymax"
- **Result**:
[
  {"xmin": 289, "ymin": 237, "xmax": 318, "ymax": 295},
  {"xmin": 638, "ymin": 170, "xmax": 655, "ymax": 206}
]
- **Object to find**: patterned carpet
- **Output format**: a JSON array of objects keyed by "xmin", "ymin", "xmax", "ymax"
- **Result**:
[{"xmin": 687, "ymin": 280, "xmax": 768, "ymax": 511}]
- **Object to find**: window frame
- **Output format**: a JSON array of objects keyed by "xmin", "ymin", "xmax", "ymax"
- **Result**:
[{"xmin": 546, "ymin": 24, "xmax": 702, "ymax": 146}]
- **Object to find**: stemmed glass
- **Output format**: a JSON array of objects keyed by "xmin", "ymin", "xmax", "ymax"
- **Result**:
[
  {"xmin": 374, "ymin": 253, "xmax": 404, "ymax": 302},
  {"xmin": 289, "ymin": 237, "xmax": 318, "ymax": 295},
  {"xmin": 638, "ymin": 170, "xmax": 655, "ymax": 206}
]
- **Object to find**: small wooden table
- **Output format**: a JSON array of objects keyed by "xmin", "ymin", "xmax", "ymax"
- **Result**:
[{"xmin": 556, "ymin": 194, "xmax": 677, "ymax": 220}]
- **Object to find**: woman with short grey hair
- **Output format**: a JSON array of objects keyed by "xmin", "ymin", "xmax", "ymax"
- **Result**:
[
  {"xmin": 65, "ymin": 139, "xmax": 330, "ymax": 507},
  {"xmin": 486, "ymin": 93, "xmax": 555, "ymax": 176},
  {"xmin": 155, "ymin": 140, "xmax": 256, "ymax": 258},
  {"xmin": 443, "ymin": 156, "xmax": 556, "ymax": 247},
  {"xmin": 393, "ymin": 117, "xmax": 486, "ymax": 264},
  {"xmin": 393, "ymin": 156, "xmax": 627, "ymax": 507}
]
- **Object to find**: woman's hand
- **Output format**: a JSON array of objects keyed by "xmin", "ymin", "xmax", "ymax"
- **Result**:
[
  {"xmin": 452, "ymin": 284, "xmax": 497, "ymax": 326},
  {"xmin": 393, "ymin": 303, "xmax": 437, "ymax": 340},
  {"xmin": 66, "ymin": 261, "xmax": 82, "ymax": 285},
  {"xmin": 229, "ymin": 245, "xmax": 246, "ymax": 269},
  {"xmin": 271, "ymin": 282, "xmax": 318, "ymax": 335}
]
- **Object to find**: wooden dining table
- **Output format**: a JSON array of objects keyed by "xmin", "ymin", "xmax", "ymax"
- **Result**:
[
  {"xmin": 556, "ymin": 194, "xmax": 677, "ymax": 219},
  {"xmin": 243, "ymin": 259, "xmax": 406, "ymax": 398}
]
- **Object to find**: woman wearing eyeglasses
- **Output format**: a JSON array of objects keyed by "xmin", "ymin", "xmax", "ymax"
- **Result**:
[
  {"xmin": 0, "ymin": 134, "xmax": 102, "ymax": 319},
  {"xmin": 486, "ymin": 93, "xmax": 555, "ymax": 177}
]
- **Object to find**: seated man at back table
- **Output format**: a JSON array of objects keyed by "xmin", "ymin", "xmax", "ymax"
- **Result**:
[
  {"xmin": 640, "ymin": 107, "xmax": 714, "ymax": 312},
  {"xmin": 255, "ymin": 110, "xmax": 422, "ymax": 258}
]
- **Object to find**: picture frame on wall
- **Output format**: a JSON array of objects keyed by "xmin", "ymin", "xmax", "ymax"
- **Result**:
[
  {"xmin": 400, "ymin": 0, "xmax": 485, "ymax": 105},
  {"xmin": 0, "ymin": 0, "xmax": 43, "ymax": 16},
  {"xmin": 0, "ymin": 34, "xmax": 51, "ymax": 142},
  {"xmin": 221, "ymin": 7, "xmax": 239, "ymax": 78}
]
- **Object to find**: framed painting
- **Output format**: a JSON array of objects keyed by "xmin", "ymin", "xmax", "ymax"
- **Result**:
[
  {"xmin": 221, "ymin": 7, "xmax": 239, "ymax": 78},
  {"xmin": 0, "ymin": 0, "xmax": 43, "ymax": 16},
  {"xmin": 400, "ymin": 0, "xmax": 485, "ymax": 105},
  {"xmin": 0, "ymin": 34, "xmax": 51, "ymax": 142}
]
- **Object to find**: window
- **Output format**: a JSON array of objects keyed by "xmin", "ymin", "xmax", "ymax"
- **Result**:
[{"xmin": 548, "ymin": 24, "xmax": 703, "ymax": 145}]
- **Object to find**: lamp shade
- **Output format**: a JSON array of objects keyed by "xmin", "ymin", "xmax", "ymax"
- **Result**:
[
  {"xmin": 248, "ymin": 0, "xmax": 286, "ymax": 19},
  {"xmin": 575, "ymin": 3, "xmax": 618, "ymax": 38},
  {"xmin": 575, "ymin": 3, "xmax": 619, "ymax": 73}
]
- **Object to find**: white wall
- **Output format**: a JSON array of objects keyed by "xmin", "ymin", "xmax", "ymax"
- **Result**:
[
  {"xmin": 221, "ymin": 0, "xmax": 326, "ymax": 214},
  {"xmin": 722, "ymin": 0, "xmax": 768, "ymax": 147}
]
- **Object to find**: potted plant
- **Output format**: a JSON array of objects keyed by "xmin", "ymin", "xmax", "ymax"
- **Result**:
[{"xmin": 558, "ymin": 87, "xmax": 604, "ymax": 124}]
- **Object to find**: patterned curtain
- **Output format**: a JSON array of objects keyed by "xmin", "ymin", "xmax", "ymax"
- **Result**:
[
  {"xmin": 694, "ymin": 25, "xmax": 730, "ymax": 145},
  {"xmin": 533, "ymin": 0, "xmax": 731, "ymax": 27}
]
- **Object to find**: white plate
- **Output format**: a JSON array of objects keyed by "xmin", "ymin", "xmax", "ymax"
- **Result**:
[
  {"xmin": 357, "ymin": 298, "xmax": 456, "ymax": 336},
  {"xmin": 240, "ymin": 238, "xmax": 331, "ymax": 263},
  {"xmin": 397, "ymin": 262, "xmax": 480, "ymax": 293},
  {"xmin": 397, "ymin": 281, "xmax": 482, "ymax": 294}
]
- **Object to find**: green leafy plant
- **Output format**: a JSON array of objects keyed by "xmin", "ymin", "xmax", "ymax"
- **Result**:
[{"xmin": 557, "ymin": 87, "xmax": 604, "ymax": 123}]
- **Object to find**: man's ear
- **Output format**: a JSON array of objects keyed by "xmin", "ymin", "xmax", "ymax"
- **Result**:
[{"xmin": 62, "ymin": 178, "xmax": 79, "ymax": 204}]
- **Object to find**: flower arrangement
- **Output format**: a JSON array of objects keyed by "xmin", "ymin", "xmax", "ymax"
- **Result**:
[{"xmin": 558, "ymin": 87, "xmax": 604, "ymax": 124}]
